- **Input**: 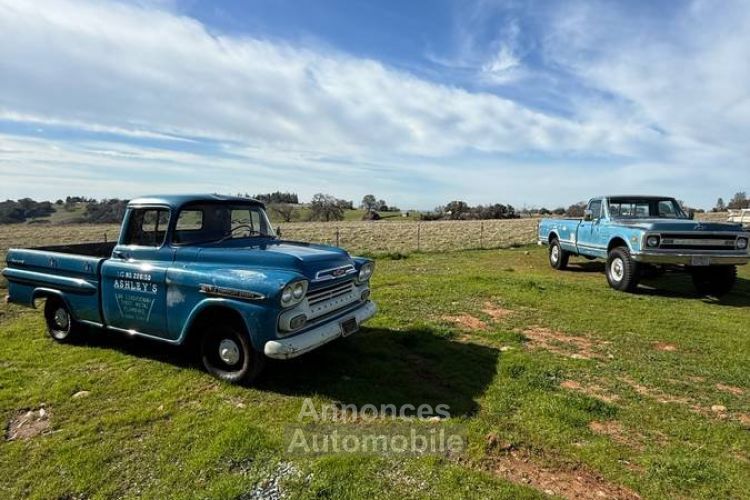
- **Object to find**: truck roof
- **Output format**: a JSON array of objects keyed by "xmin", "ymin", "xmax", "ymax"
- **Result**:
[
  {"xmin": 594, "ymin": 195, "xmax": 677, "ymax": 200},
  {"xmin": 127, "ymin": 194, "xmax": 264, "ymax": 210}
]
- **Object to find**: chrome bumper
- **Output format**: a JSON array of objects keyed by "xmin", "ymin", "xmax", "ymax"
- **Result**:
[
  {"xmin": 264, "ymin": 301, "xmax": 377, "ymax": 360},
  {"xmin": 632, "ymin": 252, "xmax": 749, "ymax": 265}
]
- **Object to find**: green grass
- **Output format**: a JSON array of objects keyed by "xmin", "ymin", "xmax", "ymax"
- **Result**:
[{"xmin": 1, "ymin": 247, "xmax": 749, "ymax": 498}]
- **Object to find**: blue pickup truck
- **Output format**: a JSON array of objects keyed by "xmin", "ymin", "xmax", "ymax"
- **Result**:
[
  {"xmin": 539, "ymin": 196, "xmax": 750, "ymax": 294},
  {"xmin": 2, "ymin": 194, "xmax": 377, "ymax": 384}
]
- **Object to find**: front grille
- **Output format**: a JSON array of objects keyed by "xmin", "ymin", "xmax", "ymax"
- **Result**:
[
  {"xmin": 307, "ymin": 279, "xmax": 355, "ymax": 306},
  {"xmin": 658, "ymin": 233, "xmax": 739, "ymax": 251}
]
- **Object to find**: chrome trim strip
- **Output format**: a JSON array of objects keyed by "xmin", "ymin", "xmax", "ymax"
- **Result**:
[
  {"xmin": 314, "ymin": 264, "xmax": 357, "ymax": 282},
  {"xmin": 199, "ymin": 284, "xmax": 265, "ymax": 301}
]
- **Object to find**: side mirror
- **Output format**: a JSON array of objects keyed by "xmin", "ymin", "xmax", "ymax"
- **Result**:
[
  {"xmin": 688, "ymin": 210, "xmax": 695, "ymax": 220},
  {"xmin": 583, "ymin": 210, "xmax": 593, "ymax": 222},
  {"xmin": 276, "ymin": 226, "xmax": 282, "ymax": 238}
]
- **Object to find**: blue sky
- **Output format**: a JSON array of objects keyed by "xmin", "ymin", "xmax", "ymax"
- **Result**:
[{"xmin": 1, "ymin": 0, "xmax": 748, "ymax": 209}]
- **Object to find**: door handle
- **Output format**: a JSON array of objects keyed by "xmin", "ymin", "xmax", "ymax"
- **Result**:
[{"xmin": 112, "ymin": 250, "xmax": 127, "ymax": 260}]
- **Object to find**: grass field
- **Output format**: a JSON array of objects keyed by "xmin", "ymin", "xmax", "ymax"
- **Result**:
[{"xmin": 1, "ymin": 247, "xmax": 748, "ymax": 499}]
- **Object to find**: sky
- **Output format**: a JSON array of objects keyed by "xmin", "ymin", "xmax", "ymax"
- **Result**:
[{"xmin": 0, "ymin": 0, "xmax": 748, "ymax": 210}]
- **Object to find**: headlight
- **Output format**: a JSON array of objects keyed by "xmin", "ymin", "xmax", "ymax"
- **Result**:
[
  {"xmin": 737, "ymin": 238, "xmax": 748, "ymax": 250},
  {"xmin": 646, "ymin": 236, "xmax": 660, "ymax": 248},
  {"xmin": 280, "ymin": 280, "xmax": 308, "ymax": 307},
  {"xmin": 356, "ymin": 262, "xmax": 374, "ymax": 283}
]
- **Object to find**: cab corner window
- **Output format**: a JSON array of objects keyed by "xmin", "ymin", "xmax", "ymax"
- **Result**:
[{"xmin": 124, "ymin": 208, "xmax": 170, "ymax": 247}]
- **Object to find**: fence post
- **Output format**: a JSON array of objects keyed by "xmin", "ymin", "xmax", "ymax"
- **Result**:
[
  {"xmin": 479, "ymin": 221, "xmax": 484, "ymax": 250},
  {"xmin": 336, "ymin": 227, "xmax": 340, "ymax": 247},
  {"xmin": 417, "ymin": 223, "xmax": 421, "ymax": 252},
  {"xmin": 104, "ymin": 232, "xmax": 107, "ymax": 243}
]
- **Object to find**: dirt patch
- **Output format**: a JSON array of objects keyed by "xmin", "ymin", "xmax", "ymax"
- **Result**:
[
  {"xmin": 716, "ymin": 383, "xmax": 744, "ymax": 396},
  {"xmin": 487, "ymin": 451, "xmax": 640, "ymax": 500},
  {"xmin": 442, "ymin": 314, "xmax": 488, "ymax": 331},
  {"xmin": 5, "ymin": 408, "xmax": 51, "ymax": 441},
  {"xmin": 482, "ymin": 302, "xmax": 513, "ymax": 322},
  {"xmin": 522, "ymin": 327, "xmax": 610, "ymax": 360},
  {"xmin": 653, "ymin": 342, "xmax": 677, "ymax": 352},
  {"xmin": 589, "ymin": 420, "xmax": 643, "ymax": 450},
  {"xmin": 561, "ymin": 380, "xmax": 620, "ymax": 404}
]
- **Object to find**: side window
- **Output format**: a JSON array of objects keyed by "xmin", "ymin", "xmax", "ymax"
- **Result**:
[
  {"xmin": 124, "ymin": 209, "xmax": 170, "ymax": 247},
  {"xmin": 658, "ymin": 201, "xmax": 677, "ymax": 218},
  {"xmin": 176, "ymin": 210, "xmax": 203, "ymax": 231},
  {"xmin": 589, "ymin": 200, "xmax": 603, "ymax": 220}
]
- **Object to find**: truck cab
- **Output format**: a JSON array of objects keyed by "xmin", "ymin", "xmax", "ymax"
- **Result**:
[
  {"xmin": 538, "ymin": 196, "xmax": 750, "ymax": 294},
  {"xmin": 3, "ymin": 194, "xmax": 377, "ymax": 384}
]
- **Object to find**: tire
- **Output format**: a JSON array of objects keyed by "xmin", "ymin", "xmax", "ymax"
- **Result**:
[
  {"xmin": 201, "ymin": 325, "xmax": 265, "ymax": 385},
  {"xmin": 606, "ymin": 247, "xmax": 640, "ymax": 292},
  {"xmin": 691, "ymin": 265, "xmax": 737, "ymax": 296},
  {"xmin": 549, "ymin": 239, "xmax": 570, "ymax": 270},
  {"xmin": 43, "ymin": 297, "xmax": 82, "ymax": 343}
]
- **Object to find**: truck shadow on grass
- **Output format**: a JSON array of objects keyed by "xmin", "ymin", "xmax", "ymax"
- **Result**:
[
  {"xmin": 76, "ymin": 326, "xmax": 499, "ymax": 417},
  {"xmin": 565, "ymin": 261, "xmax": 750, "ymax": 306},
  {"xmin": 257, "ymin": 327, "xmax": 500, "ymax": 417}
]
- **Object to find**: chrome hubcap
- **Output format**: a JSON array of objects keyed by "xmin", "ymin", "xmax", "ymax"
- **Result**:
[
  {"xmin": 54, "ymin": 308, "xmax": 69, "ymax": 330},
  {"xmin": 551, "ymin": 246, "xmax": 559, "ymax": 263},
  {"xmin": 218, "ymin": 339, "xmax": 240, "ymax": 365},
  {"xmin": 611, "ymin": 258, "xmax": 625, "ymax": 282}
]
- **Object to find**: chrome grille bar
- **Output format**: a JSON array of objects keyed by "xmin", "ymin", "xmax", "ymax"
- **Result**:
[{"xmin": 307, "ymin": 280, "xmax": 355, "ymax": 306}]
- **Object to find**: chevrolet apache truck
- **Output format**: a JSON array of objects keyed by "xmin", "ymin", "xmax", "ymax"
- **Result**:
[
  {"xmin": 538, "ymin": 196, "xmax": 750, "ymax": 293},
  {"xmin": 2, "ymin": 194, "xmax": 377, "ymax": 384}
]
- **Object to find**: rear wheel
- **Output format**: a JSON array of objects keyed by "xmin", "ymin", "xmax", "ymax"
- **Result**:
[
  {"xmin": 606, "ymin": 247, "xmax": 640, "ymax": 292},
  {"xmin": 201, "ymin": 325, "xmax": 265, "ymax": 385},
  {"xmin": 691, "ymin": 266, "xmax": 737, "ymax": 296},
  {"xmin": 549, "ymin": 239, "xmax": 570, "ymax": 270},
  {"xmin": 43, "ymin": 297, "xmax": 82, "ymax": 343}
]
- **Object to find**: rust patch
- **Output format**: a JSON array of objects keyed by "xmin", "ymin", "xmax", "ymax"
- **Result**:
[
  {"xmin": 716, "ymin": 383, "xmax": 744, "ymax": 396},
  {"xmin": 5, "ymin": 408, "xmax": 51, "ymax": 441},
  {"xmin": 482, "ymin": 302, "xmax": 513, "ymax": 322},
  {"xmin": 522, "ymin": 327, "xmax": 610, "ymax": 360},
  {"xmin": 560, "ymin": 380, "xmax": 620, "ymax": 404},
  {"xmin": 653, "ymin": 342, "xmax": 678, "ymax": 352},
  {"xmin": 487, "ymin": 451, "xmax": 641, "ymax": 500},
  {"xmin": 442, "ymin": 314, "xmax": 488, "ymax": 331}
]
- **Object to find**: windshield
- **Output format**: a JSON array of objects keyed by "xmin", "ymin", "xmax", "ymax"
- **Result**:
[
  {"xmin": 607, "ymin": 198, "xmax": 687, "ymax": 219},
  {"xmin": 173, "ymin": 203, "xmax": 276, "ymax": 244}
]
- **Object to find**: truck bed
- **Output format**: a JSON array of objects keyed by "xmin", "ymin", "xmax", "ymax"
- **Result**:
[{"xmin": 2, "ymin": 241, "xmax": 115, "ymax": 324}]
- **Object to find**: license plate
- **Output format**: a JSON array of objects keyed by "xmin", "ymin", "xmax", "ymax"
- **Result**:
[
  {"xmin": 691, "ymin": 256, "xmax": 711, "ymax": 266},
  {"xmin": 341, "ymin": 317, "xmax": 359, "ymax": 337}
]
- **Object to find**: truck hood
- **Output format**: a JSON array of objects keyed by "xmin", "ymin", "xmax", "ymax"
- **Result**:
[
  {"xmin": 193, "ymin": 239, "xmax": 352, "ymax": 279},
  {"xmin": 614, "ymin": 219, "xmax": 744, "ymax": 232}
]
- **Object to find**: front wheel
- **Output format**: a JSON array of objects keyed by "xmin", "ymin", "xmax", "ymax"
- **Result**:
[
  {"xmin": 691, "ymin": 266, "xmax": 737, "ymax": 296},
  {"xmin": 606, "ymin": 247, "xmax": 640, "ymax": 292},
  {"xmin": 44, "ymin": 297, "xmax": 83, "ymax": 343},
  {"xmin": 201, "ymin": 325, "xmax": 265, "ymax": 385},
  {"xmin": 549, "ymin": 239, "xmax": 570, "ymax": 270}
]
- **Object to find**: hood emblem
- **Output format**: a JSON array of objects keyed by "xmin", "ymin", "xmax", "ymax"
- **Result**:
[{"xmin": 331, "ymin": 268, "xmax": 347, "ymax": 277}]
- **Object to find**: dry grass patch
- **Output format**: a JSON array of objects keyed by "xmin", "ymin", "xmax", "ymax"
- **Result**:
[
  {"xmin": 560, "ymin": 379, "xmax": 620, "ymax": 404},
  {"xmin": 481, "ymin": 301, "xmax": 514, "ymax": 322},
  {"xmin": 487, "ymin": 450, "xmax": 641, "ymax": 500},
  {"xmin": 441, "ymin": 314, "xmax": 488, "ymax": 331},
  {"xmin": 715, "ymin": 383, "xmax": 744, "ymax": 396},
  {"xmin": 652, "ymin": 342, "xmax": 678, "ymax": 352},
  {"xmin": 521, "ymin": 326, "xmax": 610, "ymax": 360}
]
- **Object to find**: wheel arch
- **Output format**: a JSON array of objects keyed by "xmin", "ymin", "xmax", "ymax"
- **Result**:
[
  {"xmin": 548, "ymin": 231, "xmax": 560, "ymax": 244},
  {"xmin": 607, "ymin": 236, "xmax": 631, "ymax": 253},
  {"xmin": 31, "ymin": 288, "xmax": 75, "ymax": 317},
  {"xmin": 180, "ymin": 300, "xmax": 257, "ymax": 350}
]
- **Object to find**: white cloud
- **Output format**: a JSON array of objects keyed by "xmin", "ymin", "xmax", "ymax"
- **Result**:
[{"xmin": 0, "ymin": 0, "xmax": 747, "ymax": 209}]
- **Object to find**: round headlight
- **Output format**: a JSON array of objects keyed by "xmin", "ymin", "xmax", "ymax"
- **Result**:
[
  {"xmin": 358, "ymin": 262, "xmax": 374, "ymax": 282},
  {"xmin": 292, "ymin": 282, "xmax": 305, "ymax": 299},
  {"xmin": 737, "ymin": 238, "xmax": 748, "ymax": 250},
  {"xmin": 646, "ymin": 236, "xmax": 660, "ymax": 248},
  {"xmin": 281, "ymin": 287, "xmax": 293, "ymax": 304}
]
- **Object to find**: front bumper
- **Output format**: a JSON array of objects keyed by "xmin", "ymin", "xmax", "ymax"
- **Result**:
[
  {"xmin": 264, "ymin": 301, "xmax": 377, "ymax": 359},
  {"xmin": 632, "ymin": 251, "xmax": 749, "ymax": 265}
]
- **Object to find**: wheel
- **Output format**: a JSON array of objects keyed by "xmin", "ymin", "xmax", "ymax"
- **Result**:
[
  {"xmin": 606, "ymin": 247, "xmax": 640, "ymax": 292},
  {"xmin": 549, "ymin": 239, "xmax": 570, "ymax": 270},
  {"xmin": 691, "ymin": 266, "xmax": 737, "ymax": 296},
  {"xmin": 201, "ymin": 325, "xmax": 265, "ymax": 385},
  {"xmin": 43, "ymin": 297, "xmax": 82, "ymax": 343}
]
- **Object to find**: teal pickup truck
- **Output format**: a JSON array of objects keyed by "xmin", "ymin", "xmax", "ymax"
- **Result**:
[{"xmin": 538, "ymin": 196, "xmax": 750, "ymax": 294}]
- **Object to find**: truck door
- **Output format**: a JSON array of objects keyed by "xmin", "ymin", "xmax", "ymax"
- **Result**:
[
  {"xmin": 578, "ymin": 199, "xmax": 604, "ymax": 254},
  {"xmin": 100, "ymin": 207, "xmax": 174, "ymax": 337}
]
